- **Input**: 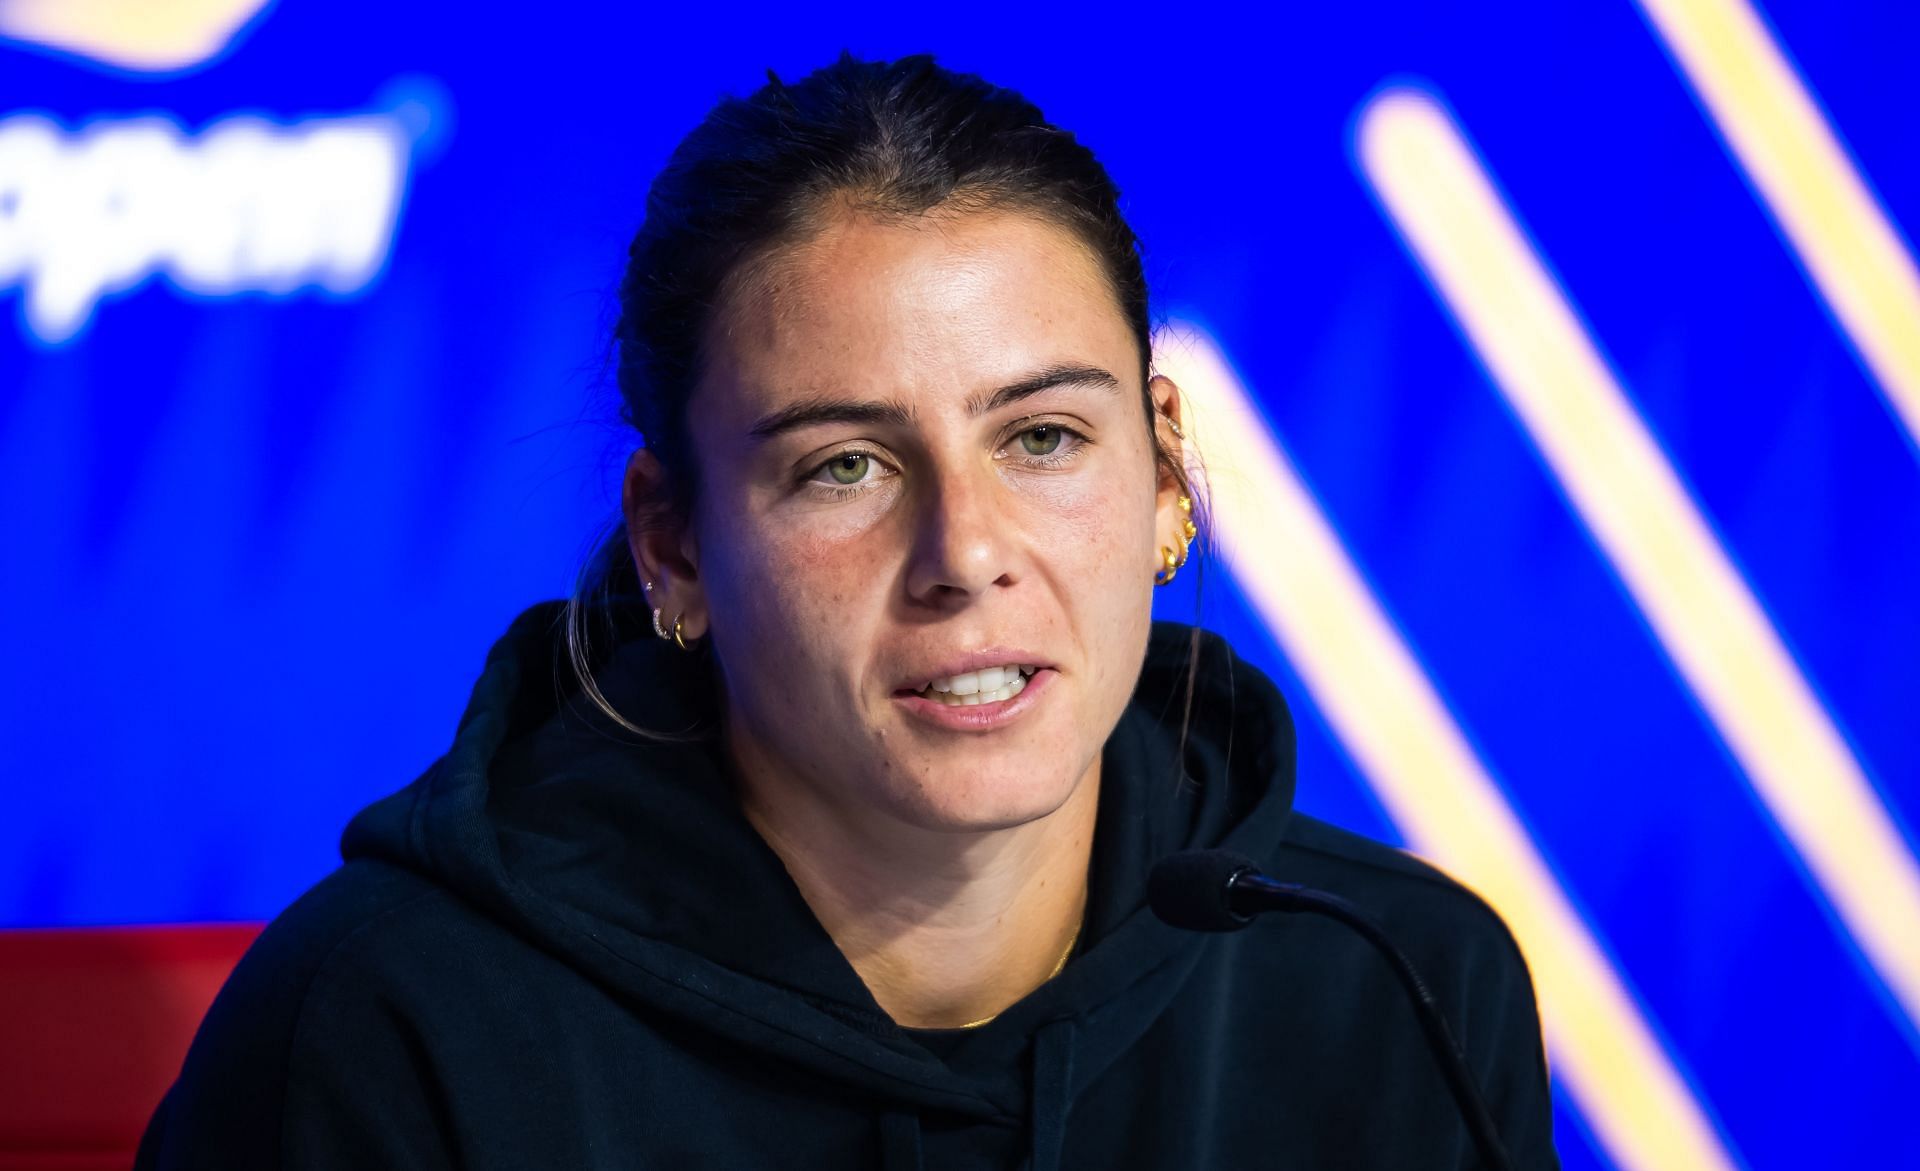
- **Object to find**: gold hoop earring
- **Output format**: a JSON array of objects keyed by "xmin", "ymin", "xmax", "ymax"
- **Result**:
[
  {"xmin": 1154, "ymin": 546, "xmax": 1182, "ymax": 586},
  {"xmin": 1155, "ymin": 494, "xmax": 1199, "ymax": 587},
  {"xmin": 672, "ymin": 614, "xmax": 692, "ymax": 652}
]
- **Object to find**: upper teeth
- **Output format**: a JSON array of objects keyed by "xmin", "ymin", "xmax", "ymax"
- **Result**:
[{"xmin": 924, "ymin": 664, "xmax": 1037, "ymax": 694}]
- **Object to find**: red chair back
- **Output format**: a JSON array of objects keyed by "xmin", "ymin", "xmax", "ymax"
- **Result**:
[{"xmin": 0, "ymin": 924, "xmax": 260, "ymax": 1171}]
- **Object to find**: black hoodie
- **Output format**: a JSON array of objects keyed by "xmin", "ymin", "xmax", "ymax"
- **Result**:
[{"xmin": 137, "ymin": 604, "xmax": 1560, "ymax": 1169}]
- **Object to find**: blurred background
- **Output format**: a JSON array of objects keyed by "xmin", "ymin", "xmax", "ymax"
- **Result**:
[{"xmin": 2, "ymin": 1, "xmax": 1915, "ymax": 1167}]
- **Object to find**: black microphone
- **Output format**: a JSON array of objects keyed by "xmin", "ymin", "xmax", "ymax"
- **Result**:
[{"xmin": 1149, "ymin": 849, "xmax": 1517, "ymax": 1171}]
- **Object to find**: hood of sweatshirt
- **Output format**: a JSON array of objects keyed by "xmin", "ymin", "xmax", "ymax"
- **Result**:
[{"xmin": 340, "ymin": 602, "xmax": 1297, "ymax": 1170}]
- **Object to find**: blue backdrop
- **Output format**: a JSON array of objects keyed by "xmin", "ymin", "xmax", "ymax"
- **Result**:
[{"xmin": 4, "ymin": 2, "xmax": 1916, "ymax": 1167}]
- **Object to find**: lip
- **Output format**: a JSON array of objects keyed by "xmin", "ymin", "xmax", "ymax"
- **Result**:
[
  {"xmin": 894, "ymin": 666, "xmax": 1057, "ymax": 733},
  {"xmin": 893, "ymin": 647, "xmax": 1056, "ymax": 694}
]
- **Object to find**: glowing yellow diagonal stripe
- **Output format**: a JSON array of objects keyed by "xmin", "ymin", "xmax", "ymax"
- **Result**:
[
  {"xmin": 1636, "ymin": 0, "xmax": 1920, "ymax": 449},
  {"xmin": 1355, "ymin": 87, "xmax": 1920, "ymax": 1037},
  {"xmin": 0, "ymin": 0, "xmax": 270, "ymax": 71},
  {"xmin": 1156, "ymin": 323, "xmax": 1738, "ymax": 1171}
]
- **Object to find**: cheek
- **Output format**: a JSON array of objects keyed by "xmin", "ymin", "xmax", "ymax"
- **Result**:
[
  {"xmin": 1028, "ymin": 462, "xmax": 1158, "ymax": 698},
  {"xmin": 698, "ymin": 498, "xmax": 886, "ymax": 675},
  {"xmin": 1026, "ymin": 460, "xmax": 1156, "ymax": 578}
]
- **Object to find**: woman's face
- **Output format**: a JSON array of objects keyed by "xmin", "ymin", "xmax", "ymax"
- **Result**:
[{"xmin": 648, "ymin": 206, "xmax": 1183, "ymax": 834}]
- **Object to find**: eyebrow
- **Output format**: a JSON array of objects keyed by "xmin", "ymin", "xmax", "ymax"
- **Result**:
[{"xmin": 745, "ymin": 362, "xmax": 1123, "ymax": 442}]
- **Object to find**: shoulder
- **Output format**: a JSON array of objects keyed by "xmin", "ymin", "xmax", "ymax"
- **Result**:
[
  {"xmin": 1262, "ymin": 814, "xmax": 1545, "ymax": 1065},
  {"xmin": 138, "ymin": 860, "xmax": 496, "ymax": 1168},
  {"xmin": 1267, "ymin": 810, "xmax": 1551, "ymax": 1113},
  {"xmin": 1269, "ymin": 812, "xmax": 1526, "ymax": 972},
  {"xmin": 211, "ymin": 859, "xmax": 476, "ymax": 1024},
  {"xmin": 188, "ymin": 856, "xmax": 555, "ymax": 1058},
  {"xmin": 1262, "ymin": 814, "xmax": 1560, "ymax": 1163}
]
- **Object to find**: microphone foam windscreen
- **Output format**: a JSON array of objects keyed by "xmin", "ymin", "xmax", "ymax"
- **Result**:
[{"xmin": 1147, "ymin": 849, "xmax": 1259, "ymax": 932}]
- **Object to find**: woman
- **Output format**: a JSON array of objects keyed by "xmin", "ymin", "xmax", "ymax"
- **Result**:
[{"xmin": 139, "ymin": 54, "xmax": 1559, "ymax": 1169}]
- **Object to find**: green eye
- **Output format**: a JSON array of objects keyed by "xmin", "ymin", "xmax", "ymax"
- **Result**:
[
  {"xmin": 1019, "ymin": 426, "xmax": 1063, "ymax": 456},
  {"xmin": 826, "ymin": 453, "xmax": 870, "ymax": 485}
]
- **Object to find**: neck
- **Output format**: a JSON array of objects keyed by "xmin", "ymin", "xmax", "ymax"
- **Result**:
[{"xmin": 733, "ymin": 744, "xmax": 1099, "ymax": 1030}]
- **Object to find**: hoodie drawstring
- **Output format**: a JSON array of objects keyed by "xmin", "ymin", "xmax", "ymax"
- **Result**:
[
  {"xmin": 874, "ymin": 1018, "xmax": 1079, "ymax": 1170},
  {"xmin": 1028, "ymin": 1020, "xmax": 1078, "ymax": 1171},
  {"xmin": 879, "ymin": 1109, "xmax": 923, "ymax": 1171}
]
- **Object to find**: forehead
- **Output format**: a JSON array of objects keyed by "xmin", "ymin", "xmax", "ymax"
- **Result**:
[{"xmin": 698, "ymin": 206, "xmax": 1135, "ymax": 424}]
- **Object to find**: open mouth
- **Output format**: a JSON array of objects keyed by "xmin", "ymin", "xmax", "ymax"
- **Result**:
[{"xmin": 901, "ymin": 663, "xmax": 1039, "ymax": 707}]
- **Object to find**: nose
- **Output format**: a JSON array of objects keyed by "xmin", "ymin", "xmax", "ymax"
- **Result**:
[{"xmin": 904, "ymin": 461, "xmax": 1016, "ymax": 605}]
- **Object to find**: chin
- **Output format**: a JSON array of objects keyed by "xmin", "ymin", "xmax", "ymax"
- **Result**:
[{"xmin": 890, "ymin": 763, "xmax": 1089, "ymax": 834}]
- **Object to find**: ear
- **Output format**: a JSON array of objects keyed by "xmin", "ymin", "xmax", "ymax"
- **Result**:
[
  {"xmin": 622, "ymin": 447, "xmax": 709, "ymax": 639},
  {"xmin": 1148, "ymin": 374, "xmax": 1191, "ymax": 556},
  {"xmin": 1149, "ymin": 374, "xmax": 1187, "ymax": 486}
]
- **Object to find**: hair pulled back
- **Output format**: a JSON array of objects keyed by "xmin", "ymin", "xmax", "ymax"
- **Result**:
[{"xmin": 566, "ymin": 53, "xmax": 1199, "ymax": 738}]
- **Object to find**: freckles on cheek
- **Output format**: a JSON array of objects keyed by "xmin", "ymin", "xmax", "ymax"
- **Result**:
[
  {"xmin": 732, "ymin": 521, "xmax": 867, "ymax": 631},
  {"xmin": 1030, "ymin": 477, "xmax": 1146, "ymax": 570}
]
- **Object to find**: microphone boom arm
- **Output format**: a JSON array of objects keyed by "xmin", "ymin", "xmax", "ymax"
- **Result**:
[{"xmin": 1226, "ymin": 868, "xmax": 1518, "ymax": 1171}]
